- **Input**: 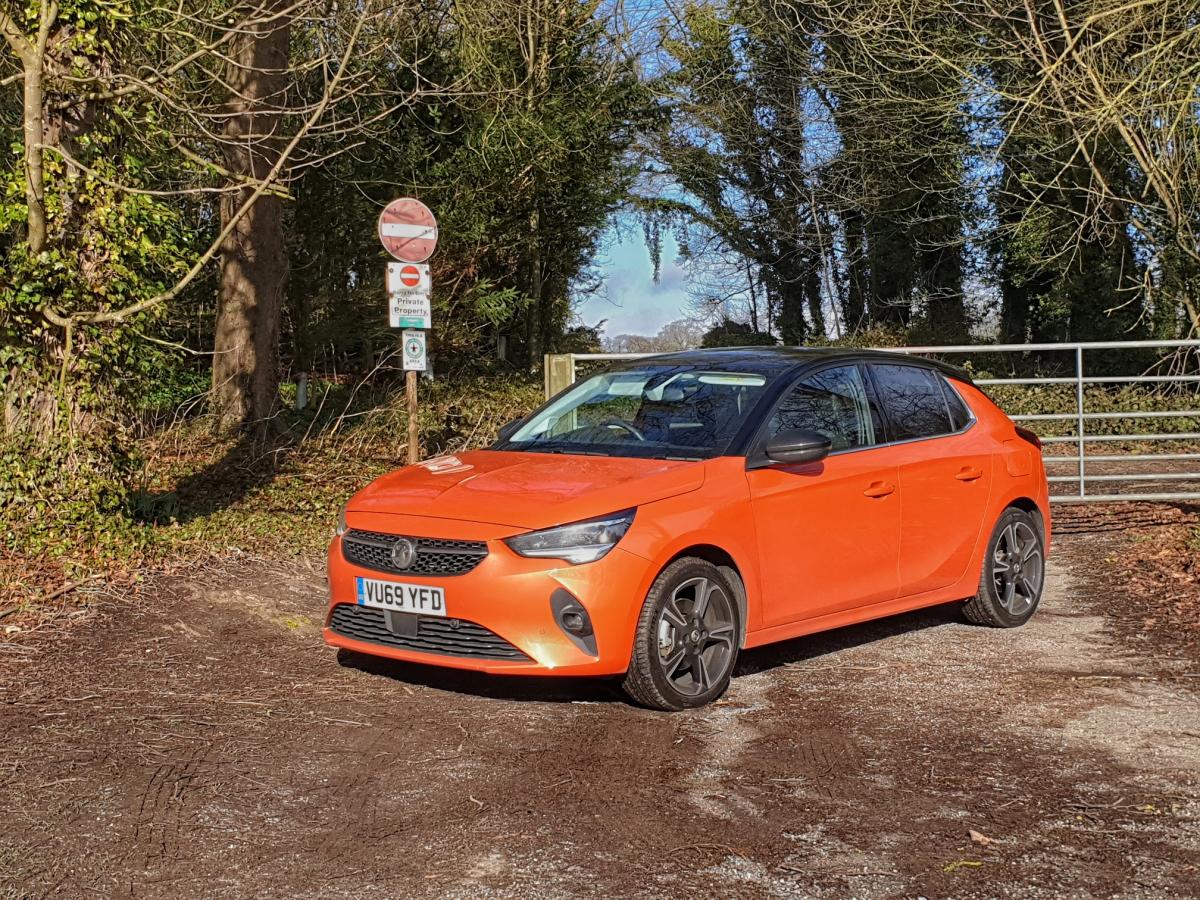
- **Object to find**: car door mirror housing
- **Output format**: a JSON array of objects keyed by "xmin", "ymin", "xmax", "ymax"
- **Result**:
[{"xmin": 764, "ymin": 428, "xmax": 832, "ymax": 465}]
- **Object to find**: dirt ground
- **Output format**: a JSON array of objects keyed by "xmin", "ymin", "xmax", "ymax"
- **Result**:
[{"xmin": 2, "ymin": 509, "xmax": 1199, "ymax": 899}]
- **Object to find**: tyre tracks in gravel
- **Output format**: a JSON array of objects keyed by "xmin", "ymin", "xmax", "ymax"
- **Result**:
[{"xmin": 0, "ymin": 539, "xmax": 1197, "ymax": 898}]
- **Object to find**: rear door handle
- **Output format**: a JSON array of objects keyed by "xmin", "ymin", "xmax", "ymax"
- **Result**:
[
  {"xmin": 955, "ymin": 466, "xmax": 984, "ymax": 482},
  {"xmin": 863, "ymin": 481, "xmax": 896, "ymax": 498}
]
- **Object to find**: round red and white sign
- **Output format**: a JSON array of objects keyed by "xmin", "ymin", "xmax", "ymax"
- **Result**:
[
  {"xmin": 398, "ymin": 265, "xmax": 422, "ymax": 287},
  {"xmin": 377, "ymin": 197, "xmax": 438, "ymax": 263}
]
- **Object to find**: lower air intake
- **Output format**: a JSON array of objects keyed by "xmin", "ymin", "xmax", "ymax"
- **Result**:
[{"xmin": 328, "ymin": 604, "xmax": 529, "ymax": 661}]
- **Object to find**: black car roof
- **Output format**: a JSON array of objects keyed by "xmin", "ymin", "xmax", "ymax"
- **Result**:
[{"xmin": 606, "ymin": 346, "xmax": 973, "ymax": 384}]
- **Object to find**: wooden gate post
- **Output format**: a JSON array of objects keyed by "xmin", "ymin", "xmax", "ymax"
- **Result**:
[{"xmin": 544, "ymin": 354, "xmax": 575, "ymax": 399}]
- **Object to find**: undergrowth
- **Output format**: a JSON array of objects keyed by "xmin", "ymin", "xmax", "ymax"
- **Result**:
[{"xmin": 1, "ymin": 375, "xmax": 543, "ymax": 606}]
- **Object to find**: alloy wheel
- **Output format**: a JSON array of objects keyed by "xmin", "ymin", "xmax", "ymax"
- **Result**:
[
  {"xmin": 655, "ymin": 576, "xmax": 737, "ymax": 697},
  {"xmin": 991, "ymin": 520, "xmax": 1043, "ymax": 616}
]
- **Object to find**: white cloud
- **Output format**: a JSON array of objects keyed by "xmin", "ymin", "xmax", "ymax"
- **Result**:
[{"xmin": 579, "ymin": 230, "xmax": 691, "ymax": 337}]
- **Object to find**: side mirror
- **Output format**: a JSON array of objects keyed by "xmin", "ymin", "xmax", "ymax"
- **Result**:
[
  {"xmin": 496, "ymin": 417, "xmax": 523, "ymax": 442},
  {"xmin": 764, "ymin": 428, "xmax": 832, "ymax": 465}
]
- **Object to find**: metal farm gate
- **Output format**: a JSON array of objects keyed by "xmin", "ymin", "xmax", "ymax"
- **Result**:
[{"xmin": 543, "ymin": 339, "xmax": 1200, "ymax": 504}]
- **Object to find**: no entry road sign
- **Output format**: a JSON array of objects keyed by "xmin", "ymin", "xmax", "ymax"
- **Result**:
[
  {"xmin": 378, "ymin": 198, "xmax": 438, "ymax": 263},
  {"xmin": 386, "ymin": 262, "xmax": 431, "ymax": 294}
]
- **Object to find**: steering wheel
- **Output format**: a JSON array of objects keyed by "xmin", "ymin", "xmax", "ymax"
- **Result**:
[{"xmin": 599, "ymin": 418, "xmax": 646, "ymax": 441}]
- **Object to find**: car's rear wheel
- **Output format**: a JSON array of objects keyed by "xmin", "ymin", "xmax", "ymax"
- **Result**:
[
  {"xmin": 622, "ymin": 558, "xmax": 740, "ymax": 711},
  {"xmin": 963, "ymin": 507, "xmax": 1046, "ymax": 627}
]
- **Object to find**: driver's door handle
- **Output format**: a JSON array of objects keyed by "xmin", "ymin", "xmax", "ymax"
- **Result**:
[
  {"xmin": 863, "ymin": 481, "xmax": 896, "ymax": 498},
  {"xmin": 955, "ymin": 466, "xmax": 984, "ymax": 482}
]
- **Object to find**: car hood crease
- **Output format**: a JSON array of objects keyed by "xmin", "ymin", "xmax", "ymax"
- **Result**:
[{"xmin": 348, "ymin": 449, "xmax": 707, "ymax": 529}]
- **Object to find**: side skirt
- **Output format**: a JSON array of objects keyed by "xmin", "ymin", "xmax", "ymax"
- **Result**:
[{"xmin": 742, "ymin": 577, "xmax": 977, "ymax": 651}]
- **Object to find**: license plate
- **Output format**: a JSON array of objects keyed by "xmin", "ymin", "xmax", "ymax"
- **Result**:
[{"xmin": 356, "ymin": 576, "xmax": 446, "ymax": 616}]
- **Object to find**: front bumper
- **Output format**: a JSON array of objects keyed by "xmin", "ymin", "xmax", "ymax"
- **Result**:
[{"xmin": 323, "ymin": 516, "xmax": 652, "ymax": 676}]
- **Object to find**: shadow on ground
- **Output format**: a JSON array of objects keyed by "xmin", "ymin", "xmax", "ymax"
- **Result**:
[{"xmin": 336, "ymin": 600, "xmax": 966, "ymax": 705}]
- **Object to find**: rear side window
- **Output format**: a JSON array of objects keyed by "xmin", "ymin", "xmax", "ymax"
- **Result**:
[
  {"xmin": 767, "ymin": 365, "xmax": 882, "ymax": 451},
  {"xmin": 941, "ymin": 378, "xmax": 972, "ymax": 431},
  {"xmin": 870, "ymin": 364, "xmax": 957, "ymax": 441}
]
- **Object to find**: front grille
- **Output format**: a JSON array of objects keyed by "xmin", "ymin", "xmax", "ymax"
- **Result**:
[
  {"xmin": 342, "ymin": 529, "xmax": 487, "ymax": 576},
  {"xmin": 328, "ymin": 604, "xmax": 529, "ymax": 661}
]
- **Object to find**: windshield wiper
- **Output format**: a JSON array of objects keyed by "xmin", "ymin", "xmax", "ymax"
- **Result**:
[{"xmin": 520, "ymin": 444, "xmax": 608, "ymax": 456}]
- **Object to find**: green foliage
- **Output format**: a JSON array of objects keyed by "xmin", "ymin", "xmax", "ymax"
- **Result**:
[
  {"xmin": 1, "ymin": 96, "xmax": 198, "ymax": 432},
  {"xmin": 1, "ymin": 0, "xmax": 642, "ymax": 583},
  {"xmin": 701, "ymin": 318, "xmax": 778, "ymax": 348},
  {"xmin": 0, "ymin": 432, "xmax": 142, "ymax": 562},
  {"xmin": 132, "ymin": 347, "xmax": 211, "ymax": 419},
  {"xmin": 279, "ymin": 0, "xmax": 649, "ymax": 371},
  {"xmin": 981, "ymin": 381, "xmax": 1200, "ymax": 441}
]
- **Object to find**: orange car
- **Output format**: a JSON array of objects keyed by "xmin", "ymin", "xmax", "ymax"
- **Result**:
[{"xmin": 325, "ymin": 348, "xmax": 1050, "ymax": 710}]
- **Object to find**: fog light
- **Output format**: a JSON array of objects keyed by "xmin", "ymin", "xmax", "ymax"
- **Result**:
[
  {"xmin": 562, "ymin": 611, "xmax": 587, "ymax": 635},
  {"xmin": 550, "ymin": 588, "xmax": 597, "ymax": 656}
]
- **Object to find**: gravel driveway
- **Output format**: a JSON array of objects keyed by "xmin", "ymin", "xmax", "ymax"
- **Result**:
[{"xmin": 1, "ymin": 529, "xmax": 1197, "ymax": 898}]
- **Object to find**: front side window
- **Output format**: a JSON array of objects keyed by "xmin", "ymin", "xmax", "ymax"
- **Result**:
[
  {"xmin": 767, "ymin": 365, "xmax": 881, "ymax": 451},
  {"xmin": 871, "ymin": 364, "xmax": 956, "ymax": 441},
  {"xmin": 501, "ymin": 366, "xmax": 774, "ymax": 459}
]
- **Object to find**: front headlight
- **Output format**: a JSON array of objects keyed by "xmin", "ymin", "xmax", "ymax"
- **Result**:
[
  {"xmin": 504, "ymin": 509, "xmax": 636, "ymax": 565},
  {"xmin": 336, "ymin": 503, "xmax": 349, "ymax": 536}
]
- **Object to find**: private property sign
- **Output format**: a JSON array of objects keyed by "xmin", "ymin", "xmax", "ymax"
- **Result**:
[
  {"xmin": 389, "ymin": 289, "xmax": 432, "ymax": 329},
  {"xmin": 385, "ymin": 260, "xmax": 432, "ymax": 328}
]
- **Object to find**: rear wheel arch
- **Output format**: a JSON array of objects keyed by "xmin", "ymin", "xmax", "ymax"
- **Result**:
[
  {"xmin": 662, "ymin": 545, "xmax": 748, "ymax": 649},
  {"xmin": 1005, "ymin": 496, "xmax": 1047, "ymax": 540}
]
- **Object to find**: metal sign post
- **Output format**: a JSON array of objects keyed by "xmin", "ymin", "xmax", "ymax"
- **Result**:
[{"xmin": 378, "ymin": 198, "xmax": 438, "ymax": 465}]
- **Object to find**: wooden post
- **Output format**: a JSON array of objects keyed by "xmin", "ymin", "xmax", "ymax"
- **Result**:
[
  {"xmin": 544, "ymin": 353, "xmax": 576, "ymax": 399},
  {"xmin": 406, "ymin": 368, "xmax": 419, "ymax": 464}
]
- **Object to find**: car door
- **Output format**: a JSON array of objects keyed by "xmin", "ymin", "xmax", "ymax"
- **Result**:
[
  {"xmin": 745, "ymin": 364, "xmax": 901, "ymax": 628},
  {"xmin": 867, "ymin": 363, "xmax": 994, "ymax": 597}
]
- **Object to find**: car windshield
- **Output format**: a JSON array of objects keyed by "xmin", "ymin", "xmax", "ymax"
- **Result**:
[{"xmin": 498, "ymin": 365, "xmax": 774, "ymax": 459}]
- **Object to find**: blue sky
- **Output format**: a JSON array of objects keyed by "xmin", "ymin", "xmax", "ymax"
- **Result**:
[{"xmin": 579, "ymin": 228, "xmax": 692, "ymax": 338}]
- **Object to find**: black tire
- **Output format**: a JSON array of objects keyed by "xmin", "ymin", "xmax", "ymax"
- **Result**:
[
  {"xmin": 622, "ymin": 558, "xmax": 741, "ymax": 711},
  {"xmin": 963, "ymin": 507, "xmax": 1046, "ymax": 628}
]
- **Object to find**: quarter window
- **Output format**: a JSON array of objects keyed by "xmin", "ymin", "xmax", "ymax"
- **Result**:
[
  {"xmin": 767, "ymin": 365, "xmax": 881, "ymax": 451},
  {"xmin": 941, "ymin": 378, "xmax": 972, "ymax": 431},
  {"xmin": 871, "ymin": 364, "xmax": 957, "ymax": 441}
]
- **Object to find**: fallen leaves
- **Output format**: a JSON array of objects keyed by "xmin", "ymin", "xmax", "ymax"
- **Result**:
[{"xmin": 969, "ymin": 829, "xmax": 994, "ymax": 847}]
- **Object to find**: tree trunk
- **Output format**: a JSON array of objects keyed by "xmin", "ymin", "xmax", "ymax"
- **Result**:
[
  {"xmin": 21, "ymin": 46, "xmax": 46, "ymax": 254},
  {"xmin": 803, "ymin": 256, "xmax": 825, "ymax": 339},
  {"xmin": 525, "ymin": 198, "xmax": 543, "ymax": 367},
  {"xmin": 866, "ymin": 216, "xmax": 912, "ymax": 329},
  {"xmin": 773, "ymin": 271, "xmax": 806, "ymax": 346},
  {"xmin": 212, "ymin": 3, "xmax": 291, "ymax": 435},
  {"xmin": 837, "ymin": 210, "xmax": 864, "ymax": 334}
]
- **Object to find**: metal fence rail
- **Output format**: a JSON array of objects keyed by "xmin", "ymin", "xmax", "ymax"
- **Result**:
[{"xmin": 544, "ymin": 339, "xmax": 1200, "ymax": 504}]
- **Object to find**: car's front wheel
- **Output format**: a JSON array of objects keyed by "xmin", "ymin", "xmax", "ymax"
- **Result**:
[
  {"xmin": 963, "ymin": 507, "xmax": 1046, "ymax": 627},
  {"xmin": 622, "ymin": 558, "xmax": 741, "ymax": 711}
]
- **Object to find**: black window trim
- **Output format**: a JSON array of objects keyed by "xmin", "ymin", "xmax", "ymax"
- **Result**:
[
  {"xmin": 743, "ymin": 358, "xmax": 976, "ymax": 467},
  {"xmin": 863, "ymin": 362, "xmax": 977, "ymax": 449},
  {"xmin": 938, "ymin": 372, "xmax": 974, "ymax": 431}
]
